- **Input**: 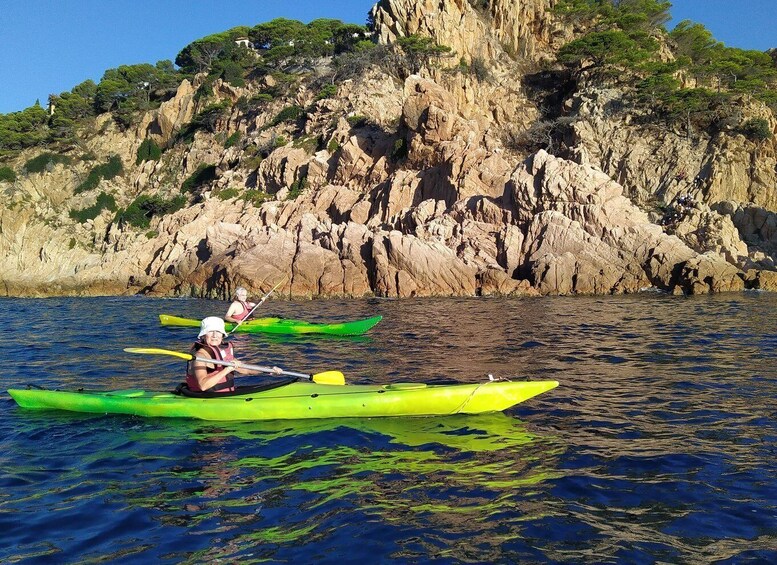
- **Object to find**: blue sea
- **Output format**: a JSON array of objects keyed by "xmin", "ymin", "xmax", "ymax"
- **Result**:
[{"xmin": 1, "ymin": 293, "xmax": 775, "ymax": 563}]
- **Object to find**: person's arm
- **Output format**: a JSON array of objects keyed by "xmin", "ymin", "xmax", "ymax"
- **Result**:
[
  {"xmin": 224, "ymin": 301, "xmax": 241, "ymax": 323},
  {"xmin": 193, "ymin": 350, "xmax": 238, "ymax": 390}
]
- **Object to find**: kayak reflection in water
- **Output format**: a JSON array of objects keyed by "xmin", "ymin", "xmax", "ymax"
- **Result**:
[
  {"xmin": 185, "ymin": 316, "xmax": 282, "ymax": 393},
  {"xmin": 225, "ymin": 287, "xmax": 256, "ymax": 323}
]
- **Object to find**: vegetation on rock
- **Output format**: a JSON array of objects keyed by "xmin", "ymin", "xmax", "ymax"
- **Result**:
[{"xmin": 1, "ymin": 3, "xmax": 776, "ymax": 297}]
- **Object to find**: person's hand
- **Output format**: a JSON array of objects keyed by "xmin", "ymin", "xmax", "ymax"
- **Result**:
[
  {"xmin": 231, "ymin": 360, "xmax": 241, "ymax": 371},
  {"xmin": 271, "ymin": 366, "xmax": 283, "ymax": 375}
]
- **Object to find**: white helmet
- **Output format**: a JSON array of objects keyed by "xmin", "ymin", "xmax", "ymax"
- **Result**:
[{"xmin": 198, "ymin": 316, "xmax": 227, "ymax": 338}]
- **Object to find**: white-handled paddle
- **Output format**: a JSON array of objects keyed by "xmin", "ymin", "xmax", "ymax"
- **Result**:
[
  {"xmin": 228, "ymin": 277, "xmax": 287, "ymax": 335},
  {"xmin": 124, "ymin": 347, "xmax": 345, "ymax": 385}
]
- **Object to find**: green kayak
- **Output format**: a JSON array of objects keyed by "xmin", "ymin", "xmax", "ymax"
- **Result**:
[
  {"xmin": 8, "ymin": 379, "xmax": 558, "ymax": 421},
  {"xmin": 159, "ymin": 314, "xmax": 382, "ymax": 335}
]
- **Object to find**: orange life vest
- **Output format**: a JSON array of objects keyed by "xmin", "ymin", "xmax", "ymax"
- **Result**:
[
  {"xmin": 185, "ymin": 341, "xmax": 236, "ymax": 392},
  {"xmin": 231, "ymin": 300, "xmax": 251, "ymax": 321}
]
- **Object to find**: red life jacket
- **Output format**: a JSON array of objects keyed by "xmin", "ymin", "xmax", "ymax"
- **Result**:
[
  {"xmin": 185, "ymin": 341, "xmax": 236, "ymax": 393},
  {"xmin": 231, "ymin": 300, "xmax": 251, "ymax": 321}
]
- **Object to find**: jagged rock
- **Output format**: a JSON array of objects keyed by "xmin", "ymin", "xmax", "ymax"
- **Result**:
[
  {"xmin": 479, "ymin": 267, "xmax": 539, "ymax": 296},
  {"xmin": 329, "ymin": 125, "xmax": 393, "ymax": 192},
  {"xmin": 2, "ymin": 0, "xmax": 776, "ymax": 299},
  {"xmin": 523, "ymin": 211, "xmax": 647, "ymax": 294},
  {"xmin": 371, "ymin": 0, "xmax": 566, "ymax": 67},
  {"xmin": 675, "ymin": 254, "xmax": 745, "ymax": 294},
  {"xmin": 372, "ymin": 230, "xmax": 477, "ymax": 297},
  {"xmin": 144, "ymin": 80, "xmax": 196, "ymax": 144},
  {"xmin": 257, "ymin": 146, "xmax": 309, "ymax": 194},
  {"xmin": 671, "ymin": 206, "xmax": 749, "ymax": 264},
  {"xmin": 744, "ymin": 269, "xmax": 777, "ymax": 291}
]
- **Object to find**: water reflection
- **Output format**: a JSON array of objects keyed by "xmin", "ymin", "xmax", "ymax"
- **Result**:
[{"xmin": 78, "ymin": 414, "xmax": 561, "ymax": 562}]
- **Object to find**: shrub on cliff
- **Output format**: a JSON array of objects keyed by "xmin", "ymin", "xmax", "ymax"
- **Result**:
[
  {"xmin": 178, "ymin": 102, "xmax": 231, "ymax": 143},
  {"xmin": 114, "ymin": 194, "xmax": 186, "ymax": 228},
  {"xmin": 181, "ymin": 164, "xmax": 218, "ymax": 193},
  {"xmin": 739, "ymin": 118, "xmax": 772, "ymax": 141},
  {"xmin": 24, "ymin": 152, "xmax": 73, "ymax": 174},
  {"xmin": 69, "ymin": 192, "xmax": 117, "ymax": 223},
  {"xmin": 224, "ymin": 132, "xmax": 241, "ymax": 148},
  {"xmin": 315, "ymin": 84, "xmax": 338, "ymax": 100},
  {"xmin": 286, "ymin": 176, "xmax": 307, "ymax": 200},
  {"xmin": 74, "ymin": 155, "xmax": 124, "ymax": 194},
  {"xmin": 0, "ymin": 166, "xmax": 16, "ymax": 182},
  {"xmin": 136, "ymin": 138, "xmax": 162, "ymax": 164},
  {"xmin": 271, "ymin": 105, "xmax": 305, "ymax": 126}
]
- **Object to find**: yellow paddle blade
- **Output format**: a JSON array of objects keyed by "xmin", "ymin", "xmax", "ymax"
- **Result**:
[
  {"xmin": 124, "ymin": 347, "xmax": 194, "ymax": 360},
  {"xmin": 311, "ymin": 370, "xmax": 346, "ymax": 385}
]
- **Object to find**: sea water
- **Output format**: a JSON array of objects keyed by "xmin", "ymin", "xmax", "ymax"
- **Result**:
[{"xmin": 1, "ymin": 293, "xmax": 775, "ymax": 563}]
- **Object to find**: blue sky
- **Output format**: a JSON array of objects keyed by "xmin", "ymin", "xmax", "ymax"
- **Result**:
[
  {"xmin": 0, "ymin": 0, "xmax": 775, "ymax": 114},
  {"xmin": 668, "ymin": 0, "xmax": 775, "ymax": 52}
]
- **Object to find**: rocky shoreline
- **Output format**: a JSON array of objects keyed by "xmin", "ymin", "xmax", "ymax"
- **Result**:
[{"xmin": 2, "ymin": 0, "xmax": 776, "ymax": 298}]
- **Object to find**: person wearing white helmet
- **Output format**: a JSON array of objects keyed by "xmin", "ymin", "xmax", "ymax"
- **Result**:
[
  {"xmin": 225, "ymin": 287, "xmax": 257, "ymax": 323},
  {"xmin": 185, "ymin": 316, "xmax": 281, "ymax": 393}
]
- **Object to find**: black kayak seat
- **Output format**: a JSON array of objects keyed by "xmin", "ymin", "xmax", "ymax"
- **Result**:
[{"xmin": 174, "ymin": 378, "xmax": 298, "ymax": 398}]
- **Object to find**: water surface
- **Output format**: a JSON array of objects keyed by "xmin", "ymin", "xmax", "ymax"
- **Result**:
[{"xmin": 1, "ymin": 293, "xmax": 775, "ymax": 563}]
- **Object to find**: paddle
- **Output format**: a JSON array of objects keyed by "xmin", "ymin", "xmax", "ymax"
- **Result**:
[
  {"xmin": 124, "ymin": 347, "xmax": 345, "ymax": 385},
  {"xmin": 228, "ymin": 277, "xmax": 287, "ymax": 335}
]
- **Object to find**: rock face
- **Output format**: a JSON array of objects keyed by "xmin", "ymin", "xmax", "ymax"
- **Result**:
[
  {"xmin": 1, "ymin": 0, "xmax": 775, "ymax": 298},
  {"xmin": 371, "ymin": 0, "xmax": 566, "ymax": 65}
]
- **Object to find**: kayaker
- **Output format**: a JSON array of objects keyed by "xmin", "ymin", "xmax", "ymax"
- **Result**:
[
  {"xmin": 225, "ymin": 287, "xmax": 256, "ymax": 323},
  {"xmin": 186, "ymin": 316, "xmax": 282, "ymax": 393}
]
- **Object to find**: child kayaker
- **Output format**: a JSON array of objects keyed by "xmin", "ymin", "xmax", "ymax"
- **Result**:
[
  {"xmin": 225, "ymin": 287, "xmax": 256, "ymax": 323},
  {"xmin": 186, "ymin": 316, "xmax": 281, "ymax": 393}
]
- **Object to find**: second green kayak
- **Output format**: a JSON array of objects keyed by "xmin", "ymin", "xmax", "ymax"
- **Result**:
[{"xmin": 159, "ymin": 314, "xmax": 382, "ymax": 335}]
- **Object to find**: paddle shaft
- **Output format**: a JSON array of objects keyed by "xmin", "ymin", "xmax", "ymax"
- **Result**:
[
  {"xmin": 228, "ymin": 278, "xmax": 286, "ymax": 335},
  {"xmin": 123, "ymin": 347, "xmax": 345, "ymax": 385},
  {"xmin": 192, "ymin": 356, "xmax": 311, "ymax": 380}
]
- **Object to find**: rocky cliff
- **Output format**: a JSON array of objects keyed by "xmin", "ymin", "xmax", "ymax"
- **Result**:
[{"xmin": 1, "ymin": 0, "xmax": 776, "ymax": 298}]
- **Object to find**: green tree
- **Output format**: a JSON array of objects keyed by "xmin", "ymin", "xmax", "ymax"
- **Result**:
[
  {"xmin": 114, "ymin": 194, "xmax": 187, "ymax": 228},
  {"xmin": 0, "ymin": 166, "xmax": 16, "ymax": 182},
  {"xmin": 94, "ymin": 63, "xmax": 180, "ymax": 117},
  {"xmin": 0, "ymin": 102, "xmax": 49, "ymax": 150},
  {"xmin": 94, "ymin": 78, "xmax": 129, "ymax": 113},
  {"xmin": 71, "ymin": 79, "xmax": 98, "ymax": 100},
  {"xmin": 557, "ymin": 29, "xmax": 650, "ymax": 73},
  {"xmin": 396, "ymin": 35, "xmax": 453, "ymax": 74},
  {"xmin": 670, "ymin": 20, "xmax": 720, "ymax": 64},
  {"xmin": 248, "ymin": 18, "xmax": 366, "ymax": 73},
  {"xmin": 69, "ymin": 192, "xmax": 117, "ymax": 223},
  {"xmin": 609, "ymin": 0, "xmax": 671, "ymax": 32},
  {"xmin": 175, "ymin": 28, "xmax": 250, "ymax": 73},
  {"xmin": 739, "ymin": 118, "xmax": 772, "ymax": 141},
  {"xmin": 136, "ymin": 138, "xmax": 162, "ymax": 164},
  {"xmin": 331, "ymin": 23, "xmax": 370, "ymax": 54}
]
